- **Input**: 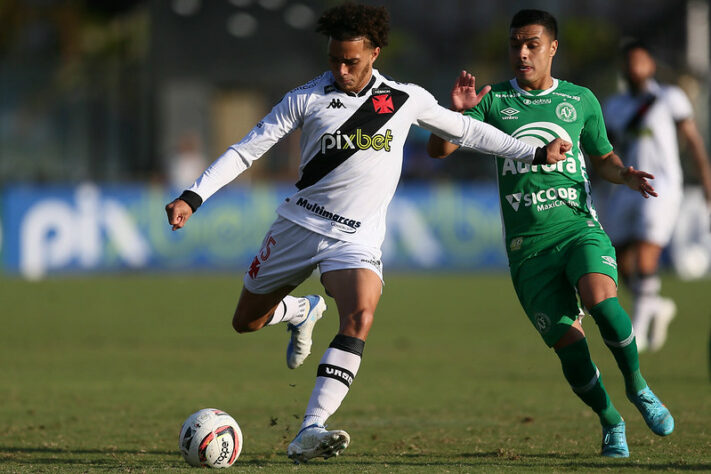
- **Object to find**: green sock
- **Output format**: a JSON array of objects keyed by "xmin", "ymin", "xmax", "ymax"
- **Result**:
[
  {"xmin": 589, "ymin": 297, "xmax": 647, "ymax": 394},
  {"xmin": 555, "ymin": 338, "xmax": 622, "ymax": 427}
]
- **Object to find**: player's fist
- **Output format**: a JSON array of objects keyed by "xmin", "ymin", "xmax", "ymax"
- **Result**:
[
  {"xmin": 544, "ymin": 138, "xmax": 572, "ymax": 164},
  {"xmin": 165, "ymin": 199, "xmax": 193, "ymax": 231}
]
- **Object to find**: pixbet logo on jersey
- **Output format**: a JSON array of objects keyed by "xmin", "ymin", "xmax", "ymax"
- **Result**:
[{"xmin": 320, "ymin": 129, "xmax": 394, "ymax": 154}]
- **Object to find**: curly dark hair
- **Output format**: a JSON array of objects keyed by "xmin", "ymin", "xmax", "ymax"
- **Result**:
[{"xmin": 316, "ymin": 2, "xmax": 390, "ymax": 48}]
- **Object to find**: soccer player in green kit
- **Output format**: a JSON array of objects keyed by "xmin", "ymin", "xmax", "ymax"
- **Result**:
[{"xmin": 428, "ymin": 9, "xmax": 673, "ymax": 458}]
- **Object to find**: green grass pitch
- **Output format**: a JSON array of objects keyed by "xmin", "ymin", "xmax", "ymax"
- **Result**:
[{"xmin": 0, "ymin": 273, "xmax": 709, "ymax": 472}]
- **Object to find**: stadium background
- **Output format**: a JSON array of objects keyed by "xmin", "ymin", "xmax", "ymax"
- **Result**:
[{"xmin": 1, "ymin": 0, "xmax": 710, "ymax": 278}]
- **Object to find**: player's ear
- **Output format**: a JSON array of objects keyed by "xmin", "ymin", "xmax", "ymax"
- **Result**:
[
  {"xmin": 371, "ymin": 46, "xmax": 380, "ymax": 63},
  {"xmin": 550, "ymin": 39, "xmax": 558, "ymax": 57}
]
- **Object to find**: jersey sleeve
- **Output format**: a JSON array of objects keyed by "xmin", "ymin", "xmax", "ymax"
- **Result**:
[
  {"xmin": 666, "ymin": 85, "xmax": 694, "ymax": 122},
  {"xmin": 580, "ymin": 88, "xmax": 614, "ymax": 157},
  {"xmin": 413, "ymin": 86, "xmax": 537, "ymax": 163},
  {"xmin": 188, "ymin": 90, "xmax": 305, "ymax": 202}
]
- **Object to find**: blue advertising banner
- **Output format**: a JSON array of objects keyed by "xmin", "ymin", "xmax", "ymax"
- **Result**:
[{"xmin": 0, "ymin": 183, "xmax": 509, "ymax": 278}]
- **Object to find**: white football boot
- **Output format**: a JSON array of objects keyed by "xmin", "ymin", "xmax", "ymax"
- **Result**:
[
  {"xmin": 287, "ymin": 424, "xmax": 350, "ymax": 463},
  {"xmin": 649, "ymin": 298, "xmax": 676, "ymax": 352},
  {"xmin": 286, "ymin": 295, "xmax": 326, "ymax": 369}
]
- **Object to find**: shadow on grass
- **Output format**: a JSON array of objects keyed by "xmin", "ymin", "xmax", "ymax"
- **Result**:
[
  {"xmin": 3, "ymin": 447, "xmax": 710, "ymax": 471},
  {"xmin": 394, "ymin": 452, "xmax": 711, "ymax": 471},
  {"xmin": 0, "ymin": 446, "xmax": 291, "ymax": 468},
  {"xmin": 0, "ymin": 446, "xmax": 175, "ymax": 468},
  {"xmin": 1, "ymin": 446, "xmax": 174, "ymax": 455}
]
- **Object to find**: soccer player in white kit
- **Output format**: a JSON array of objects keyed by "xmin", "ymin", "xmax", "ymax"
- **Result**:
[
  {"xmin": 602, "ymin": 40, "xmax": 711, "ymax": 352},
  {"xmin": 165, "ymin": 3, "xmax": 570, "ymax": 463}
]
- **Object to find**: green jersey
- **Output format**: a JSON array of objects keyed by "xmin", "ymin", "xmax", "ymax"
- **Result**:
[{"xmin": 465, "ymin": 78, "xmax": 613, "ymax": 262}]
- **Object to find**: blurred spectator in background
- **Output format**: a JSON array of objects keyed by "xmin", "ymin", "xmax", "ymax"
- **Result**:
[
  {"xmin": 601, "ymin": 39, "xmax": 711, "ymax": 352},
  {"xmin": 167, "ymin": 131, "xmax": 207, "ymax": 189}
]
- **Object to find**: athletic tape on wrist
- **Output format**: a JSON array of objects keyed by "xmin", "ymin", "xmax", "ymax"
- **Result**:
[
  {"xmin": 532, "ymin": 147, "xmax": 547, "ymax": 165},
  {"xmin": 178, "ymin": 190, "xmax": 203, "ymax": 212}
]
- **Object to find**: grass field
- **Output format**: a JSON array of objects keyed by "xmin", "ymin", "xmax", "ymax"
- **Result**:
[{"xmin": 0, "ymin": 272, "xmax": 709, "ymax": 472}]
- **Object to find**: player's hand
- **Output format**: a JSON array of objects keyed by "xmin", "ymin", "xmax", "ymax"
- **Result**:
[
  {"xmin": 544, "ymin": 138, "xmax": 572, "ymax": 164},
  {"xmin": 621, "ymin": 166, "xmax": 657, "ymax": 198},
  {"xmin": 165, "ymin": 199, "xmax": 193, "ymax": 231},
  {"xmin": 450, "ymin": 70, "xmax": 491, "ymax": 112}
]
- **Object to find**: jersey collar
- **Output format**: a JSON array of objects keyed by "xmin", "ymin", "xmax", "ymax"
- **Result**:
[
  {"xmin": 510, "ymin": 77, "xmax": 559, "ymax": 96},
  {"xmin": 327, "ymin": 71, "xmax": 378, "ymax": 97}
]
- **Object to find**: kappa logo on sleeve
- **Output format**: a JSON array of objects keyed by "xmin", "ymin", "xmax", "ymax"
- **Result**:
[{"xmin": 372, "ymin": 94, "xmax": 394, "ymax": 114}]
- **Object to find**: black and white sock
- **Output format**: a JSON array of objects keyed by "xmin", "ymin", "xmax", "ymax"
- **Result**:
[
  {"xmin": 300, "ymin": 335, "xmax": 365, "ymax": 430},
  {"xmin": 266, "ymin": 296, "xmax": 308, "ymax": 326}
]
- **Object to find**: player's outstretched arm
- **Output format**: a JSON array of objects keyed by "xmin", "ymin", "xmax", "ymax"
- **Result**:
[
  {"xmin": 591, "ymin": 151, "xmax": 657, "ymax": 198},
  {"xmin": 425, "ymin": 107, "xmax": 571, "ymax": 164}
]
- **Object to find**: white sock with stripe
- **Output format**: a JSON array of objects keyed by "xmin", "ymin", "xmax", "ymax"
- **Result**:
[
  {"xmin": 267, "ymin": 296, "xmax": 308, "ymax": 325},
  {"xmin": 300, "ymin": 335, "xmax": 364, "ymax": 431}
]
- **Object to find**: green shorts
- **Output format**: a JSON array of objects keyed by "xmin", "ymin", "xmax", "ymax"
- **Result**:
[{"xmin": 509, "ymin": 229, "xmax": 619, "ymax": 347}]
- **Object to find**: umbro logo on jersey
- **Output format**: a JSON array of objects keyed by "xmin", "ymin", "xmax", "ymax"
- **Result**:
[
  {"xmin": 327, "ymin": 98, "xmax": 346, "ymax": 109},
  {"xmin": 601, "ymin": 256, "xmax": 617, "ymax": 268},
  {"xmin": 506, "ymin": 193, "xmax": 522, "ymax": 211},
  {"xmin": 372, "ymin": 94, "xmax": 394, "ymax": 114},
  {"xmin": 501, "ymin": 107, "xmax": 520, "ymax": 119}
]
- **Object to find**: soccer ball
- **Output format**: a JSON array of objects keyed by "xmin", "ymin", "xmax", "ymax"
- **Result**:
[{"xmin": 179, "ymin": 408, "xmax": 243, "ymax": 468}]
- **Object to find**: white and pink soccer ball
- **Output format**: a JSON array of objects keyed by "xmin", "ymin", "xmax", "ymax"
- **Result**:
[{"xmin": 179, "ymin": 408, "xmax": 243, "ymax": 468}]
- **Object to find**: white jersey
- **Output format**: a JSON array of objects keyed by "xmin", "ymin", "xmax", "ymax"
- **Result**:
[
  {"xmin": 189, "ymin": 69, "xmax": 538, "ymax": 247},
  {"xmin": 604, "ymin": 79, "xmax": 693, "ymax": 190}
]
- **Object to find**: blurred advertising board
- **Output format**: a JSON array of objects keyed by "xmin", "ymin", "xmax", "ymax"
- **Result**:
[
  {"xmin": 0, "ymin": 183, "xmax": 509, "ymax": 279},
  {"xmin": 3, "ymin": 183, "xmax": 709, "ymax": 279}
]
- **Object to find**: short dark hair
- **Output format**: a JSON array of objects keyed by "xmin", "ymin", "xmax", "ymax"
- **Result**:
[
  {"xmin": 510, "ymin": 9, "xmax": 558, "ymax": 40},
  {"xmin": 621, "ymin": 38, "xmax": 652, "ymax": 57},
  {"xmin": 316, "ymin": 2, "xmax": 390, "ymax": 48}
]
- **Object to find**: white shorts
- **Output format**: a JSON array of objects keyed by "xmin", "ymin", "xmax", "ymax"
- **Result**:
[
  {"xmin": 242, "ymin": 216, "xmax": 384, "ymax": 294},
  {"xmin": 600, "ymin": 185, "xmax": 682, "ymax": 247}
]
